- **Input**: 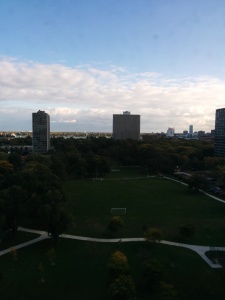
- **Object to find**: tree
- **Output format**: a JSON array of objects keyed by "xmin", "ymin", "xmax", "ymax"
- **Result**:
[
  {"xmin": 50, "ymin": 155, "xmax": 67, "ymax": 179},
  {"xmin": 108, "ymin": 216, "xmax": 124, "ymax": 235},
  {"xmin": 188, "ymin": 174, "xmax": 207, "ymax": 191},
  {"xmin": 108, "ymin": 251, "xmax": 130, "ymax": 278},
  {"xmin": 0, "ymin": 204, "xmax": 5, "ymax": 237},
  {"xmin": 0, "ymin": 152, "xmax": 8, "ymax": 161},
  {"xmin": 141, "ymin": 259, "xmax": 163, "ymax": 292},
  {"xmin": 8, "ymin": 152, "xmax": 22, "ymax": 171},
  {"xmin": 160, "ymin": 281, "xmax": 177, "ymax": 300},
  {"xmin": 6, "ymin": 161, "xmax": 73, "ymax": 240},
  {"xmin": 179, "ymin": 223, "xmax": 196, "ymax": 240},
  {"xmin": 0, "ymin": 160, "xmax": 14, "ymax": 177},
  {"xmin": 85, "ymin": 154, "xmax": 111, "ymax": 177},
  {"xmin": 216, "ymin": 165, "xmax": 225, "ymax": 188},
  {"xmin": 39, "ymin": 191, "xmax": 74, "ymax": 242},
  {"xmin": 25, "ymin": 153, "xmax": 52, "ymax": 169},
  {"xmin": 0, "ymin": 185, "xmax": 26, "ymax": 237},
  {"xmin": 145, "ymin": 227, "xmax": 163, "ymax": 243},
  {"xmin": 66, "ymin": 151, "xmax": 86, "ymax": 177},
  {"xmin": 96, "ymin": 155, "xmax": 111, "ymax": 176},
  {"xmin": 47, "ymin": 248, "xmax": 56, "ymax": 266},
  {"xmin": 109, "ymin": 275, "xmax": 136, "ymax": 300}
]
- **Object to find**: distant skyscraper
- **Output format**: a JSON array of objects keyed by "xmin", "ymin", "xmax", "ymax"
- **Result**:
[
  {"xmin": 32, "ymin": 110, "xmax": 50, "ymax": 153},
  {"xmin": 215, "ymin": 108, "xmax": 225, "ymax": 157},
  {"xmin": 113, "ymin": 111, "xmax": 140, "ymax": 140},
  {"xmin": 166, "ymin": 127, "xmax": 175, "ymax": 137},
  {"xmin": 189, "ymin": 125, "xmax": 193, "ymax": 135}
]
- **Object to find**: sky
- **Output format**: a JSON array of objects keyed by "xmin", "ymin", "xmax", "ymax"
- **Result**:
[{"xmin": 0, "ymin": 0, "xmax": 225, "ymax": 133}]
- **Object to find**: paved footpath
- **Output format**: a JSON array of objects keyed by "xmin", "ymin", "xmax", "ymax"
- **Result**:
[{"xmin": 0, "ymin": 226, "xmax": 222, "ymax": 269}]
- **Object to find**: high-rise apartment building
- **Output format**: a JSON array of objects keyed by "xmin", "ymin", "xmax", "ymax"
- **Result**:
[
  {"xmin": 166, "ymin": 127, "xmax": 175, "ymax": 137},
  {"xmin": 113, "ymin": 111, "xmax": 140, "ymax": 140},
  {"xmin": 189, "ymin": 125, "xmax": 193, "ymax": 135},
  {"xmin": 32, "ymin": 110, "xmax": 50, "ymax": 153},
  {"xmin": 215, "ymin": 108, "xmax": 225, "ymax": 157}
]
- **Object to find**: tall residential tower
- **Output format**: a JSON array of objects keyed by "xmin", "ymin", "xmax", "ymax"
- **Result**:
[
  {"xmin": 32, "ymin": 110, "xmax": 50, "ymax": 153},
  {"xmin": 113, "ymin": 111, "xmax": 140, "ymax": 140},
  {"xmin": 189, "ymin": 125, "xmax": 193, "ymax": 135},
  {"xmin": 215, "ymin": 108, "xmax": 225, "ymax": 157}
]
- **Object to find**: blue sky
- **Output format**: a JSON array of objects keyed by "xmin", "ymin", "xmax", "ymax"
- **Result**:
[{"xmin": 0, "ymin": 0, "xmax": 225, "ymax": 132}]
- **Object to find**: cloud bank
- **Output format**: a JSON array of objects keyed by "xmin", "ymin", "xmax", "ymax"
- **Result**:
[{"xmin": 0, "ymin": 57, "xmax": 224, "ymax": 132}]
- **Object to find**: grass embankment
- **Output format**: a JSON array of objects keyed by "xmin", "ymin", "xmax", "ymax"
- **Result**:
[
  {"xmin": 1, "ymin": 238, "xmax": 225, "ymax": 300},
  {"xmin": 65, "ymin": 176, "xmax": 225, "ymax": 246}
]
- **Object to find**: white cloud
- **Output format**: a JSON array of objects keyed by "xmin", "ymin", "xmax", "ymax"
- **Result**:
[
  {"xmin": 0, "ymin": 57, "xmax": 224, "ymax": 132},
  {"xmin": 51, "ymin": 119, "xmax": 77, "ymax": 124}
]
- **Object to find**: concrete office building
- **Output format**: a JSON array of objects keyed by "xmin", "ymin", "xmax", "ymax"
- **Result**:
[
  {"xmin": 32, "ymin": 110, "xmax": 50, "ymax": 153},
  {"xmin": 215, "ymin": 108, "xmax": 225, "ymax": 157},
  {"xmin": 189, "ymin": 125, "xmax": 193, "ymax": 135},
  {"xmin": 113, "ymin": 111, "xmax": 140, "ymax": 140}
]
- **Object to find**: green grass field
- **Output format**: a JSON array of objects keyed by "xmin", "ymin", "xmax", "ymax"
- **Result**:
[
  {"xmin": 1, "ymin": 173, "xmax": 225, "ymax": 299},
  {"xmin": 1, "ymin": 238, "xmax": 225, "ymax": 300},
  {"xmin": 65, "ymin": 177, "xmax": 225, "ymax": 246}
]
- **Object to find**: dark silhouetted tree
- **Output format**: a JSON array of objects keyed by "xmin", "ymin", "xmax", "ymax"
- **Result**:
[
  {"xmin": 160, "ymin": 281, "xmax": 177, "ymax": 300},
  {"xmin": 108, "ymin": 250, "xmax": 129, "ymax": 278},
  {"xmin": 108, "ymin": 216, "xmax": 124, "ymax": 235},
  {"xmin": 109, "ymin": 275, "xmax": 136, "ymax": 300},
  {"xmin": 145, "ymin": 227, "xmax": 163, "ymax": 243},
  {"xmin": 141, "ymin": 259, "xmax": 163, "ymax": 292}
]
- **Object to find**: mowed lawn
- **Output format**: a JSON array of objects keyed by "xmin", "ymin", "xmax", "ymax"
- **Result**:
[
  {"xmin": 1, "ymin": 174, "xmax": 225, "ymax": 300},
  {"xmin": 1, "ymin": 238, "xmax": 225, "ymax": 300},
  {"xmin": 65, "ymin": 177, "xmax": 225, "ymax": 245}
]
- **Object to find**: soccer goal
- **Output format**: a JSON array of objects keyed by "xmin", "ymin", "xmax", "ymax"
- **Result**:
[{"xmin": 111, "ymin": 208, "xmax": 127, "ymax": 215}]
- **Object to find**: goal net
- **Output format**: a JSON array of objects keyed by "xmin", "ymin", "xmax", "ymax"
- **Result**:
[{"xmin": 111, "ymin": 208, "xmax": 126, "ymax": 215}]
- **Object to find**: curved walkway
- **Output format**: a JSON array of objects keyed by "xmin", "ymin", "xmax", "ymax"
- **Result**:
[{"xmin": 0, "ymin": 226, "xmax": 222, "ymax": 269}]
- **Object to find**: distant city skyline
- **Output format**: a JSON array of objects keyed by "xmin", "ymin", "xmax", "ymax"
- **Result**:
[{"xmin": 0, "ymin": 0, "xmax": 225, "ymax": 132}]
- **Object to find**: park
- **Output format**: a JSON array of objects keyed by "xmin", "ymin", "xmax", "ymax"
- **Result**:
[{"xmin": 1, "ymin": 168, "xmax": 225, "ymax": 299}]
